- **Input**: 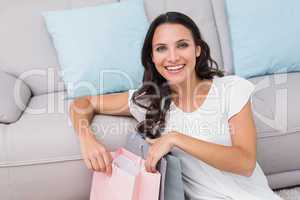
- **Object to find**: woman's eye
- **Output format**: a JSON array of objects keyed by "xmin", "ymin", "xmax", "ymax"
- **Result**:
[
  {"xmin": 156, "ymin": 46, "xmax": 167, "ymax": 52},
  {"xmin": 177, "ymin": 42, "xmax": 188, "ymax": 48}
]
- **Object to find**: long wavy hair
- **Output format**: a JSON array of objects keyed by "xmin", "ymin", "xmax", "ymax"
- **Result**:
[{"xmin": 132, "ymin": 12, "xmax": 224, "ymax": 139}]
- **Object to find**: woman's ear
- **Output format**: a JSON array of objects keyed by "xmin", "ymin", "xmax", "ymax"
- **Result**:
[{"xmin": 196, "ymin": 45, "xmax": 201, "ymax": 57}]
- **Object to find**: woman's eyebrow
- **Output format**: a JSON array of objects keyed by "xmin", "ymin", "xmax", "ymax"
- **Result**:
[
  {"xmin": 153, "ymin": 39, "xmax": 190, "ymax": 47},
  {"xmin": 176, "ymin": 39, "xmax": 190, "ymax": 43},
  {"xmin": 153, "ymin": 43, "xmax": 166, "ymax": 47}
]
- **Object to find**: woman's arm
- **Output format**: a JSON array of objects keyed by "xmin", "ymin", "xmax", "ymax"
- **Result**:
[
  {"xmin": 69, "ymin": 96, "xmax": 95, "ymax": 139},
  {"xmin": 145, "ymin": 101, "xmax": 256, "ymax": 177},
  {"xmin": 69, "ymin": 91, "xmax": 132, "ymax": 172},
  {"xmin": 69, "ymin": 91, "xmax": 131, "ymax": 138},
  {"xmin": 172, "ymin": 101, "xmax": 257, "ymax": 177}
]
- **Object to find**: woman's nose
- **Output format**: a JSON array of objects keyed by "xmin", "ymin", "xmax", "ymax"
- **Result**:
[{"xmin": 167, "ymin": 48, "xmax": 180, "ymax": 63}]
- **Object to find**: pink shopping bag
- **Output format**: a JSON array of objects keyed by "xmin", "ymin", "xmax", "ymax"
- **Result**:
[{"xmin": 90, "ymin": 148, "xmax": 161, "ymax": 200}]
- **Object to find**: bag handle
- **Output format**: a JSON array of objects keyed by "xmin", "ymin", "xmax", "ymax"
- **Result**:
[{"xmin": 113, "ymin": 148, "xmax": 144, "ymax": 167}]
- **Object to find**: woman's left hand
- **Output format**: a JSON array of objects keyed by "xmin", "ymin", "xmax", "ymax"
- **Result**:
[{"xmin": 145, "ymin": 131, "xmax": 178, "ymax": 173}]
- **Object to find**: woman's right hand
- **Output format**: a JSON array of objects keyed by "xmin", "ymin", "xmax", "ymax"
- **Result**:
[{"xmin": 78, "ymin": 132, "xmax": 113, "ymax": 175}]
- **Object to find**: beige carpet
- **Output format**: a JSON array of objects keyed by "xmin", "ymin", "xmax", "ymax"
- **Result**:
[{"xmin": 274, "ymin": 186, "xmax": 300, "ymax": 200}]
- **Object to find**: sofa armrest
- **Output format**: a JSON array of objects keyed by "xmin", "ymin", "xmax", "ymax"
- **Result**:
[{"xmin": 0, "ymin": 71, "xmax": 32, "ymax": 124}]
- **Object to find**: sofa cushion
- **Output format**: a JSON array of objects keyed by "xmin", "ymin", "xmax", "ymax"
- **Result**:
[
  {"xmin": 3, "ymin": 161, "xmax": 92, "ymax": 200},
  {"xmin": 0, "ymin": 0, "xmax": 225, "ymax": 95},
  {"xmin": 142, "ymin": 0, "xmax": 165, "ymax": 22},
  {"xmin": 1, "ymin": 91, "xmax": 136, "ymax": 167},
  {"xmin": 211, "ymin": 0, "xmax": 234, "ymax": 75},
  {"xmin": 0, "ymin": 71, "xmax": 32, "ymax": 124},
  {"xmin": 0, "ymin": 90, "xmax": 137, "ymax": 200},
  {"xmin": 0, "ymin": 125, "xmax": 7, "ymax": 166},
  {"xmin": 249, "ymin": 73, "xmax": 300, "ymax": 177},
  {"xmin": 0, "ymin": 168, "xmax": 9, "ymax": 200},
  {"xmin": 257, "ymin": 131, "xmax": 300, "ymax": 177},
  {"xmin": 0, "ymin": 125, "xmax": 9, "ymax": 199},
  {"xmin": 0, "ymin": 0, "xmax": 117, "ymax": 96},
  {"xmin": 249, "ymin": 72, "xmax": 300, "ymax": 138},
  {"xmin": 225, "ymin": 0, "xmax": 300, "ymax": 78},
  {"xmin": 267, "ymin": 170, "xmax": 300, "ymax": 190},
  {"xmin": 43, "ymin": 0, "xmax": 148, "ymax": 99}
]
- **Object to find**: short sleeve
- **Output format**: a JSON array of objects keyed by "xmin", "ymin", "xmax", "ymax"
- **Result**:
[
  {"xmin": 226, "ymin": 76, "xmax": 255, "ymax": 120},
  {"xmin": 128, "ymin": 89, "xmax": 147, "ymax": 122}
]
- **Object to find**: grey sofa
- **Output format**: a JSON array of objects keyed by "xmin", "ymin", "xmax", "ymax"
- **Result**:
[{"xmin": 0, "ymin": 0, "xmax": 299, "ymax": 199}]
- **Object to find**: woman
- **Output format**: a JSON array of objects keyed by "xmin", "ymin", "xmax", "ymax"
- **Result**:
[{"xmin": 69, "ymin": 12, "xmax": 282, "ymax": 200}]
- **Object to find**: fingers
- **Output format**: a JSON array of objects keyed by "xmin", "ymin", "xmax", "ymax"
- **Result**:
[
  {"xmin": 145, "ymin": 138, "xmax": 158, "ymax": 173},
  {"xmin": 84, "ymin": 150, "xmax": 112, "ymax": 175},
  {"xmin": 90, "ymin": 157, "xmax": 100, "ymax": 171},
  {"xmin": 102, "ymin": 152, "xmax": 113, "ymax": 175},
  {"xmin": 145, "ymin": 156, "xmax": 151, "ymax": 172},
  {"xmin": 145, "ymin": 153, "xmax": 158, "ymax": 173},
  {"xmin": 82, "ymin": 137, "xmax": 112, "ymax": 173},
  {"xmin": 95, "ymin": 155, "xmax": 106, "ymax": 172},
  {"xmin": 151, "ymin": 157, "xmax": 159, "ymax": 173},
  {"xmin": 83, "ymin": 157, "xmax": 93, "ymax": 170}
]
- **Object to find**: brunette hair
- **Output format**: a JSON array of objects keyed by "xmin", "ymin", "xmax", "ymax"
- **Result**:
[{"xmin": 132, "ymin": 12, "xmax": 224, "ymax": 138}]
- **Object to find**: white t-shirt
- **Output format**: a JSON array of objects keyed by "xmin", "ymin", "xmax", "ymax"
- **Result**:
[{"xmin": 128, "ymin": 75, "xmax": 283, "ymax": 200}]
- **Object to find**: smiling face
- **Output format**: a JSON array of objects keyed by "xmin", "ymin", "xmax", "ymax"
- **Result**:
[{"xmin": 151, "ymin": 23, "xmax": 201, "ymax": 85}]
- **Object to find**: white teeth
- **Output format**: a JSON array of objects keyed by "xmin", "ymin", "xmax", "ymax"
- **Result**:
[{"xmin": 166, "ymin": 65, "xmax": 184, "ymax": 71}]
